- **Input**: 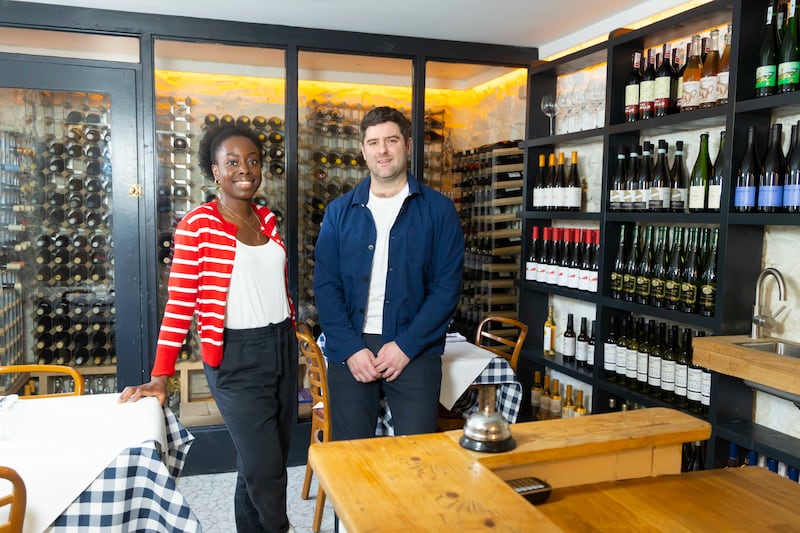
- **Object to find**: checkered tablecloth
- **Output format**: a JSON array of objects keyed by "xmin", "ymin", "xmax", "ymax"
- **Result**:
[
  {"xmin": 49, "ymin": 408, "xmax": 201, "ymax": 532},
  {"xmin": 377, "ymin": 357, "xmax": 522, "ymax": 436}
]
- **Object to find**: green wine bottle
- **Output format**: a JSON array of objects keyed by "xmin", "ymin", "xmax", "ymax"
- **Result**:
[
  {"xmin": 679, "ymin": 227, "xmax": 700, "ymax": 314},
  {"xmin": 778, "ymin": 0, "xmax": 800, "ymax": 93},
  {"xmin": 664, "ymin": 226, "xmax": 684, "ymax": 311},
  {"xmin": 757, "ymin": 0, "xmax": 780, "ymax": 97},
  {"xmin": 688, "ymin": 133, "xmax": 711, "ymax": 212},
  {"xmin": 698, "ymin": 227, "xmax": 719, "ymax": 317}
]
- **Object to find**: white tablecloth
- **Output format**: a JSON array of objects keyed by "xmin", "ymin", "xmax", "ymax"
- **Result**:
[
  {"xmin": 0, "ymin": 394, "xmax": 166, "ymax": 533},
  {"xmin": 439, "ymin": 339, "xmax": 495, "ymax": 410}
]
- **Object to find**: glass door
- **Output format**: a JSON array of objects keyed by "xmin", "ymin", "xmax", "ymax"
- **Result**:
[{"xmin": 0, "ymin": 55, "xmax": 141, "ymax": 396}]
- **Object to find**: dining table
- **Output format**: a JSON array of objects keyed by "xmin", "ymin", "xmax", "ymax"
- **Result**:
[{"xmin": 0, "ymin": 392, "xmax": 200, "ymax": 533}]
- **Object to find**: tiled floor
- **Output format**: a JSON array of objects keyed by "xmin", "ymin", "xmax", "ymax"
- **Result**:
[{"xmin": 178, "ymin": 465, "xmax": 336, "ymax": 533}]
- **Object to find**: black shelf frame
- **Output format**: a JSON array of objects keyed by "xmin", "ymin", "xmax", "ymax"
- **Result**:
[
  {"xmin": 521, "ymin": 211, "xmax": 603, "ymax": 221},
  {"xmin": 517, "ymin": 0, "xmax": 800, "ymax": 472}
]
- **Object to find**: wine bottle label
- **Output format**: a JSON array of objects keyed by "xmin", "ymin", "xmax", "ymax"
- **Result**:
[
  {"xmin": 757, "ymin": 185, "xmax": 784, "ymax": 207},
  {"xmin": 784, "ymin": 184, "xmax": 800, "ymax": 207},
  {"xmin": 654, "ymin": 77, "xmax": 672, "ymax": 108},
  {"xmin": 588, "ymin": 344, "xmax": 595, "ymax": 366},
  {"xmin": 637, "ymin": 351, "xmax": 648, "ymax": 383},
  {"xmin": 562, "ymin": 405, "xmax": 575, "ymax": 419},
  {"xmin": 778, "ymin": 62, "xmax": 800, "ymax": 86},
  {"xmin": 699, "ymin": 284, "xmax": 716, "ymax": 311},
  {"xmin": 636, "ymin": 276, "xmax": 651, "ymax": 298},
  {"xmin": 680, "ymin": 282, "xmax": 697, "ymax": 304},
  {"xmin": 676, "ymin": 78, "xmax": 684, "ymax": 107},
  {"xmin": 648, "ymin": 355, "xmax": 662, "ymax": 386},
  {"xmin": 688, "ymin": 185, "xmax": 706, "ymax": 209},
  {"xmin": 632, "ymin": 189, "xmax": 647, "ymax": 210},
  {"xmin": 670, "ymin": 187, "xmax": 687, "ymax": 210},
  {"xmin": 532, "ymin": 388, "xmax": 541, "ymax": 406},
  {"xmin": 609, "ymin": 189, "xmax": 622, "ymax": 210},
  {"xmin": 661, "ymin": 360, "xmax": 676, "ymax": 391},
  {"xmin": 755, "ymin": 66, "xmax": 777, "ymax": 89},
  {"xmin": 553, "ymin": 187, "xmax": 565, "ymax": 209},
  {"xmin": 525, "ymin": 261, "xmax": 538, "ymax": 280},
  {"xmin": 701, "ymin": 371, "xmax": 711, "ymax": 406},
  {"xmin": 665, "ymin": 280, "xmax": 681, "ymax": 304},
  {"xmin": 687, "ymin": 368, "xmax": 703, "ymax": 401},
  {"xmin": 707, "ymin": 184, "xmax": 722, "ymax": 209},
  {"xmin": 533, "ymin": 189, "xmax": 543, "ymax": 208},
  {"xmin": 566, "ymin": 267, "xmax": 579, "ymax": 288},
  {"xmin": 716, "ymin": 72, "xmax": 730, "ymax": 101},
  {"xmin": 622, "ymin": 273, "xmax": 636, "ymax": 295},
  {"xmin": 576, "ymin": 340, "xmax": 588, "ymax": 362},
  {"xmin": 610, "ymin": 271, "xmax": 622, "ymax": 292},
  {"xmin": 564, "ymin": 187, "xmax": 581, "ymax": 209},
  {"xmin": 589, "ymin": 270, "xmax": 598, "ymax": 293},
  {"xmin": 603, "ymin": 342, "xmax": 616, "ymax": 370},
  {"xmin": 639, "ymin": 80, "xmax": 655, "ymax": 111},
  {"xmin": 650, "ymin": 277, "xmax": 665, "ymax": 299},
  {"xmin": 735, "ymin": 185, "xmax": 757, "ymax": 207},
  {"xmin": 674, "ymin": 364, "xmax": 687, "ymax": 395},
  {"xmin": 625, "ymin": 85, "xmax": 640, "ymax": 115},
  {"xmin": 681, "ymin": 80, "xmax": 701, "ymax": 108},
  {"xmin": 626, "ymin": 348, "xmax": 637, "ymax": 379},
  {"xmin": 616, "ymin": 347, "xmax": 627, "ymax": 375},
  {"xmin": 648, "ymin": 186, "xmax": 670, "ymax": 209},
  {"xmin": 578, "ymin": 269, "xmax": 590, "ymax": 291},
  {"xmin": 546, "ymin": 264, "xmax": 558, "ymax": 284},
  {"xmin": 556, "ymin": 265, "xmax": 567, "ymax": 286},
  {"xmin": 543, "ymin": 187, "xmax": 553, "ymax": 208},
  {"xmin": 621, "ymin": 188, "xmax": 633, "ymax": 209},
  {"xmin": 544, "ymin": 327, "xmax": 554, "ymax": 352},
  {"xmin": 699, "ymin": 76, "xmax": 718, "ymax": 105}
]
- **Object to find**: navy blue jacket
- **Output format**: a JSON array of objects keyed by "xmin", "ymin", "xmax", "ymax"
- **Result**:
[{"xmin": 313, "ymin": 173, "xmax": 464, "ymax": 365}]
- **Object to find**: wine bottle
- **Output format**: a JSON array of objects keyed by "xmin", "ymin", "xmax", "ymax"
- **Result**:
[
  {"xmin": 543, "ymin": 304, "xmax": 556, "ymax": 356},
  {"xmin": 575, "ymin": 317, "xmax": 589, "ymax": 366},
  {"xmin": 717, "ymin": 25, "xmax": 732, "ymax": 104},
  {"xmin": 664, "ymin": 226, "xmax": 685, "ymax": 311},
  {"xmin": 701, "ymin": 361, "xmax": 712, "ymax": 418},
  {"xmin": 574, "ymin": 389, "xmax": 587, "ymax": 417},
  {"xmin": 635, "ymin": 142, "xmax": 652, "ymax": 211},
  {"xmin": 757, "ymin": 1, "xmax": 780, "ymax": 97},
  {"xmin": 759, "ymin": 122, "xmax": 786, "ymax": 212},
  {"xmin": 735, "ymin": 126, "xmax": 760, "ymax": 212},
  {"xmin": 779, "ymin": 1, "xmax": 789, "ymax": 42},
  {"xmin": 680, "ymin": 227, "xmax": 700, "ymax": 314},
  {"xmin": 639, "ymin": 48, "xmax": 656, "ymax": 120},
  {"xmin": 670, "ymin": 140, "xmax": 689, "ymax": 212},
  {"xmin": 525, "ymin": 226, "xmax": 540, "ymax": 281},
  {"xmin": 563, "ymin": 313, "xmax": 576, "ymax": 363},
  {"xmin": 539, "ymin": 374, "xmax": 551, "ymax": 420},
  {"xmin": 536, "ymin": 227, "xmax": 550, "ymax": 282},
  {"xmin": 603, "ymin": 315, "xmax": 618, "ymax": 381},
  {"xmin": 531, "ymin": 370, "xmax": 542, "ymax": 420},
  {"xmin": 546, "ymin": 227, "xmax": 560, "ymax": 285},
  {"xmin": 562, "ymin": 384, "xmax": 576, "ymax": 419},
  {"xmin": 785, "ymin": 120, "xmax": 800, "ymax": 211},
  {"xmin": 532, "ymin": 153, "xmax": 546, "ymax": 210},
  {"xmin": 778, "ymin": 0, "xmax": 800, "ymax": 93},
  {"xmin": 625, "ymin": 51, "xmax": 642, "ymax": 123},
  {"xmin": 649, "ymin": 226, "xmax": 668, "ymax": 307},
  {"xmin": 681, "ymin": 34, "xmax": 703, "ymax": 112},
  {"xmin": 676, "ymin": 43, "xmax": 690, "ymax": 109},
  {"xmin": 588, "ymin": 230, "xmax": 600, "ymax": 293},
  {"xmin": 577, "ymin": 229, "xmax": 591, "ymax": 292},
  {"xmin": 615, "ymin": 317, "xmax": 629, "ymax": 383},
  {"xmin": 621, "ymin": 224, "xmax": 639, "ymax": 302},
  {"xmin": 661, "ymin": 325, "xmax": 678, "ymax": 403},
  {"xmin": 635, "ymin": 225, "xmax": 653, "ymax": 305},
  {"xmin": 699, "ymin": 29, "xmax": 720, "ymax": 108},
  {"xmin": 625, "ymin": 318, "xmax": 640, "ymax": 388},
  {"xmin": 553, "ymin": 152, "xmax": 566, "ymax": 210},
  {"xmin": 556, "ymin": 228, "xmax": 570, "ymax": 287},
  {"xmin": 543, "ymin": 153, "xmax": 556, "ymax": 210},
  {"xmin": 655, "ymin": 44, "xmax": 676, "ymax": 117},
  {"xmin": 566, "ymin": 228, "xmax": 581, "ymax": 289},
  {"xmin": 624, "ymin": 146, "xmax": 639, "ymax": 211},
  {"xmin": 699, "ymin": 227, "xmax": 719, "ymax": 317},
  {"xmin": 649, "ymin": 139, "xmax": 670, "ymax": 211},
  {"xmin": 648, "ymin": 321, "xmax": 665, "ymax": 398},
  {"xmin": 610, "ymin": 224, "xmax": 626, "ymax": 299},
  {"xmin": 588, "ymin": 320, "xmax": 596, "ymax": 369},
  {"xmin": 564, "ymin": 151, "xmax": 582, "ymax": 211},
  {"xmin": 636, "ymin": 320, "xmax": 653, "ymax": 393},
  {"xmin": 548, "ymin": 379, "xmax": 562, "ymax": 420},
  {"xmin": 684, "ymin": 329, "xmax": 703, "ymax": 413},
  {"xmin": 708, "ymin": 131, "xmax": 725, "ymax": 212},
  {"xmin": 609, "ymin": 146, "xmax": 627, "ymax": 211},
  {"xmin": 688, "ymin": 133, "xmax": 711, "ymax": 212}
]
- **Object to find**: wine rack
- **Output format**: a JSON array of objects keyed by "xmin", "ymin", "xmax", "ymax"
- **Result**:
[{"xmin": 453, "ymin": 143, "xmax": 523, "ymax": 341}]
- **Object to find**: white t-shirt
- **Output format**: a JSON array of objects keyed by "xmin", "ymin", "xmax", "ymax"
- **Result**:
[
  {"xmin": 225, "ymin": 238, "xmax": 290, "ymax": 329},
  {"xmin": 363, "ymin": 182, "xmax": 409, "ymax": 334}
]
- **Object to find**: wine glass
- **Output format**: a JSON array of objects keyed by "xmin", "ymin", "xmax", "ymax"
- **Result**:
[{"xmin": 540, "ymin": 94, "xmax": 556, "ymax": 136}]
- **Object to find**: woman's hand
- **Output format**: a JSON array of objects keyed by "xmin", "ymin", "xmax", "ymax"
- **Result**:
[{"xmin": 119, "ymin": 375, "xmax": 169, "ymax": 406}]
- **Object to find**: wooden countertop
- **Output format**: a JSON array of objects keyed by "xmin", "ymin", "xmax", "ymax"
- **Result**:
[
  {"xmin": 693, "ymin": 335, "xmax": 800, "ymax": 396},
  {"xmin": 309, "ymin": 408, "xmax": 710, "ymax": 532},
  {"xmin": 537, "ymin": 466, "xmax": 800, "ymax": 531}
]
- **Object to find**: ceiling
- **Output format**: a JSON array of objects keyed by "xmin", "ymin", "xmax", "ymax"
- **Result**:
[{"xmin": 15, "ymin": 0, "xmax": 697, "ymax": 59}]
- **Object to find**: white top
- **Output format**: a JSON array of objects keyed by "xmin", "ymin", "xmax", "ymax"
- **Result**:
[
  {"xmin": 363, "ymin": 182, "xmax": 409, "ymax": 334},
  {"xmin": 226, "ymin": 238, "xmax": 290, "ymax": 328}
]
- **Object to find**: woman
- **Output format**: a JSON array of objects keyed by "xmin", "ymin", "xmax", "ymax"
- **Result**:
[{"xmin": 120, "ymin": 124, "xmax": 296, "ymax": 533}]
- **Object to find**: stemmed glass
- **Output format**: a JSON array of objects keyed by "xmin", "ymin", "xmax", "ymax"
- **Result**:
[{"xmin": 540, "ymin": 95, "xmax": 556, "ymax": 136}]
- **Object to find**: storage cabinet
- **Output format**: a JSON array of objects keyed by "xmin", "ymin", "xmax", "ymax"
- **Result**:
[{"xmin": 518, "ymin": 0, "xmax": 800, "ymax": 471}]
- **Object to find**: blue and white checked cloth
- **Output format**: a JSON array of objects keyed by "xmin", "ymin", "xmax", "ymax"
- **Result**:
[
  {"xmin": 50, "ymin": 408, "xmax": 201, "ymax": 532},
  {"xmin": 377, "ymin": 356, "xmax": 522, "ymax": 436}
]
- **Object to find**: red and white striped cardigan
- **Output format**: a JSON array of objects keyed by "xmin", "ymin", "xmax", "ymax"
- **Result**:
[{"xmin": 152, "ymin": 201, "xmax": 294, "ymax": 377}]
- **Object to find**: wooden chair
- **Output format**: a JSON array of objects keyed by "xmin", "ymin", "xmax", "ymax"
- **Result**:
[
  {"xmin": 474, "ymin": 316, "xmax": 528, "ymax": 373},
  {"xmin": 297, "ymin": 330, "xmax": 329, "ymax": 533},
  {"xmin": 0, "ymin": 364, "xmax": 85, "ymax": 398},
  {"xmin": 0, "ymin": 466, "xmax": 26, "ymax": 533},
  {"xmin": 438, "ymin": 317, "xmax": 528, "ymax": 431}
]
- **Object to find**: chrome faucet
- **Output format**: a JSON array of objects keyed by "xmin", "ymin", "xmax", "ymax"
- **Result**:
[{"xmin": 752, "ymin": 267, "xmax": 788, "ymax": 339}]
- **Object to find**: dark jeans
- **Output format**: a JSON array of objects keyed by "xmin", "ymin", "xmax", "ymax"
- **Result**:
[
  {"xmin": 204, "ymin": 318, "xmax": 297, "ymax": 533},
  {"xmin": 327, "ymin": 333, "xmax": 441, "ymax": 441}
]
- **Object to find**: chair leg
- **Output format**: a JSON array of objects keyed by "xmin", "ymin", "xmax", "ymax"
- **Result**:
[
  {"xmin": 312, "ymin": 485, "xmax": 326, "ymax": 533},
  {"xmin": 301, "ymin": 462, "xmax": 313, "ymax": 500}
]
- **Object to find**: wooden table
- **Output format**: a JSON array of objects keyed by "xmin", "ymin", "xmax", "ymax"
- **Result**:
[
  {"xmin": 537, "ymin": 466, "xmax": 800, "ymax": 531},
  {"xmin": 309, "ymin": 408, "xmax": 711, "ymax": 532}
]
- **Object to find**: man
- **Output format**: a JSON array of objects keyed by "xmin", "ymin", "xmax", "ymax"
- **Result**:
[{"xmin": 313, "ymin": 106, "xmax": 464, "ymax": 440}]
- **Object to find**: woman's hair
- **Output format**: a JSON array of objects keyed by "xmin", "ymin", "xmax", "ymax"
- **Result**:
[
  {"xmin": 359, "ymin": 106, "xmax": 411, "ymax": 142},
  {"xmin": 198, "ymin": 125, "xmax": 265, "ymax": 180}
]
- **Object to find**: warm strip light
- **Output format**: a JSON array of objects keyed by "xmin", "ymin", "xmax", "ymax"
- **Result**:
[{"xmin": 543, "ymin": 0, "xmax": 713, "ymax": 62}]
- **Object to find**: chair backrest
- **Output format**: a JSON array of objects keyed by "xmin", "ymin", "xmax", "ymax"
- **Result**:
[
  {"xmin": 296, "ymin": 330, "xmax": 330, "ymax": 442},
  {"xmin": 0, "ymin": 466, "xmax": 26, "ymax": 533},
  {"xmin": 0, "ymin": 364, "xmax": 84, "ymax": 398},
  {"xmin": 474, "ymin": 316, "xmax": 528, "ymax": 372}
]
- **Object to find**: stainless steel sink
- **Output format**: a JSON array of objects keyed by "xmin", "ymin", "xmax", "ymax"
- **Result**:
[{"xmin": 735, "ymin": 340, "xmax": 800, "ymax": 359}]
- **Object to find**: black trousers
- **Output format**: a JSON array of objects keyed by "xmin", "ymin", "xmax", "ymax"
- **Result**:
[
  {"xmin": 204, "ymin": 318, "xmax": 297, "ymax": 533},
  {"xmin": 327, "ymin": 333, "xmax": 442, "ymax": 441}
]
